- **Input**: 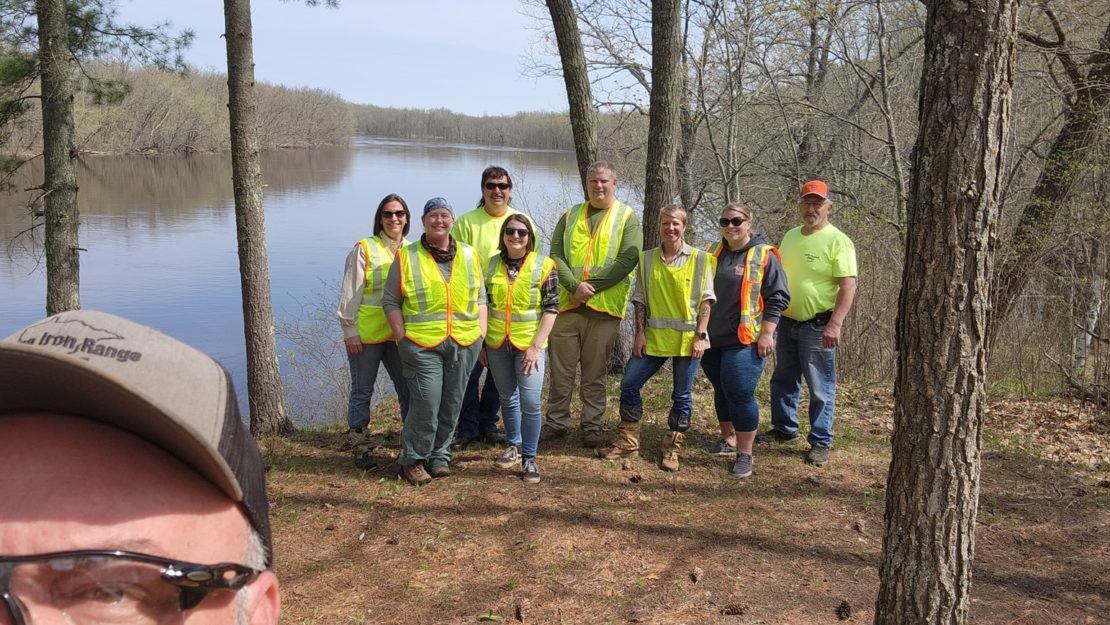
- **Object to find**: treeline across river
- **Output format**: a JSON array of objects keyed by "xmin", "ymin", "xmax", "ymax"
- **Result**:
[{"xmin": 2, "ymin": 63, "xmax": 576, "ymax": 156}]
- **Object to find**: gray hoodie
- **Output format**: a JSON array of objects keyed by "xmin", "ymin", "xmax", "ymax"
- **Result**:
[{"xmin": 706, "ymin": 232, "xmax": 790, "ymax": 350}]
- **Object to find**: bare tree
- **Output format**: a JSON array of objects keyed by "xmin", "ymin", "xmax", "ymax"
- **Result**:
[
  {"xmin": 642, "ymin": 0, "xmax": 683, "ymax": 248},
  {"xmin": 875, "ymin": 0, "xmax": 1019, "ymax": 623},
  {"xmin": 546, "ymin": 0, "xmax": 597, "ymax": 199},
  {"xmin": 223, "ymin": 0, "xmax": 293, "ymax": 436}
]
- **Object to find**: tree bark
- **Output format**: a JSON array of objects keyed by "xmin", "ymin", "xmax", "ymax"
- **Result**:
[
  {"xmin": 642, "ymin": 0, "xmax": 683, "ymax": 249},
  {"xmin": 36, "ymin": 0, "xmax": 80, "ymax": 315},
  {"xmin": 546, "ymin": 0, "xmax": 597, "ymax": 201},
  {"xmin": 875, "ymin": 2, "xmax": 1019, "ymax": 624},
  {"xmin": 991, "ymin": 21, "xmax": 1110, "ymax": 344},
  {"xmin": 223, "ymin": 0, "xmax": 293, "ymax": 436}
]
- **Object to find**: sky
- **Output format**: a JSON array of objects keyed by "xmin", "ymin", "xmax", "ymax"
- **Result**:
[{"xmin": 113, "ymin": 0, "xmax": 570, "ymax": 116}]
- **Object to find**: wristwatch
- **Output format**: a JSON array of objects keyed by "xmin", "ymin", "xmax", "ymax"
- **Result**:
[{"xmin": 696, "ymin": 331, "xmax": 708, "ymax": 340}]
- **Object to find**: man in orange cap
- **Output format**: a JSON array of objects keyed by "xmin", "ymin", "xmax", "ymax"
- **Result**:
[{"xmin": 758, "ymin": 180, "xmax": 857, "ymax": 467}]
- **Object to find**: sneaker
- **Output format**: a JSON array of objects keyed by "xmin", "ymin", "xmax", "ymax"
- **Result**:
[
  {"xmin": 481, "ymin": 430, "xmax": 507, "ymax": 445},
  {"xmin": 581, "ymin": 429, "xmax": 608, "ymax": 448},
  {"xmin": 707, "ymin": 439, "xmax": 738, "ymax": 457},
  {"xmin": 540, "ymin": 424, "xmax": 569, "ymax": 442},
  {"xmin": 495, "ymin": 444, "xmax": 522, "ymax": 469},
  {"xmin": 401, "ymin": 462, "xmax": 432, "ymax": 486},
  {"xmin": 354, "ymin": 451, "xmax": 381, "ymax": 472},
  {"xmin": 805, "ymin": 445, "xmax": 831, "ymax": 467},
  {"xmin": 522, "ymin": 457, "xmax": 541, "ymax": 484},
  {"xmin": 729, "ymin": 452, "xmax": 754, "ymax": 478},
  {"xmin": 755, "ymin": 428, "xmax": 800, "ymax": 444},
  {"xmin": 428, "ymin": 464, "xmax": 451, "ymax": 479}
]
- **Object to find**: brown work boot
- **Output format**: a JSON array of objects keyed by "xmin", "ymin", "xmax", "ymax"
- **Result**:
[
  {"xmin": 599, "ymin": 420, "xmax": 640, "ymax": 460},
  {"xmin": 660, "ymin": 431, "xmax": 685, "ymax": 472},
  {"xmin": 401, "ymin": 461, "xmax": 432, "ymax": 486}
]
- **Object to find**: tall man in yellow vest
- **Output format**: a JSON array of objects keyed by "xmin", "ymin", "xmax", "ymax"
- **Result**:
[
  {"xmin": 451, "ymin": 166, "xmax": 527, "ymax": 448},
  {"xmin": 760, "ymin": 180, "xmax": 858, "ymax": 467},
  {"xmin": 544, "ymin": 161, "xmax": 643, "ymax": 448}
]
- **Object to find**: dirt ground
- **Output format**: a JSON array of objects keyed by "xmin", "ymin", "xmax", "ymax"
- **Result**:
[{"xmin": 263, "ymin": 377, "xmax": 1109, "ymax": 625}]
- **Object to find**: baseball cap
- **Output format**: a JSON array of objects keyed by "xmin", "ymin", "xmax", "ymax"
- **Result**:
[
  {"xmin": 0, "ymin": 309, "xmax": 272, "ymax": 565},
  {"xmin": 422, "ymin": 196, "xmax": 453, "ymax": 216},
  {"xmin": 801, "ymin": 180, "xmax": 829, "ymax": 199}
]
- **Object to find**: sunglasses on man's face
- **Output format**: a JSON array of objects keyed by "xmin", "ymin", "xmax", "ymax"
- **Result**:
[
  {"xmin": 484, "ymin": 182, "xmax": 512, "ymax": 191},
  {"xmin": 504, "ymin": 227, "xmax": 530, "ymax": 238},
  {"xmin": 719, "ymin": 216, "xmax": 747, "ymax": 227},
  {"xmin": 381, "ymin": 210, "xmax": 406, "ymax": 219}
]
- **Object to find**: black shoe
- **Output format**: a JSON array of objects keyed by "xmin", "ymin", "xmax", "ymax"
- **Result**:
[
  {"xmin": 481, "ymin": 429, "xmax": 506, "ymax": 445},
  {"xmin": 805, "ymin": 445, "xmax": 831, "ymax": 467},
  {"xmin": 522, "ymin": 457, "xmax": 541, "ymax": 484},
  {"xmin": 354, "ymin": 451, "xmax": 380, "ymax": 472},
  {"xmin": 539, "ymin": 424, "xmax": 569, "ymax": 442},
  {"xmin": 755, "ymin": 428, "xmax": 800, "ymax": 444},
  {"xmin": 452, "ymin": 434, "xmax": 480, "ymax": 450},
  {"xmin": 581, "ymin": 429, "xmax": 608, "ymax": 448}
]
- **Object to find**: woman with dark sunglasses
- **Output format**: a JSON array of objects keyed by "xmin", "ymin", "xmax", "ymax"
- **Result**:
[
  {"xmin": 336, "ymin": 193, "xmax": 412, "ymax": 472},
  {"xmin": 702, "ymin": 202, "xmax": 790, "ymax": 478},
  {"xmin": 479, "ymin": 214, "xmax": 559, "ymax": 483}
]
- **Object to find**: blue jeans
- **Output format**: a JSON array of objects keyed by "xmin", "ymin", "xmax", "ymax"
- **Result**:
[
  {"xmin": 619, "ymin": 354, "xmax": 700, "ymax": 426},
  {"xmin": 770, "ymin": 317, "xmax": 837, "ymax": 447},
  {"xmin": 485, "ymin": 343, "xmax": 545, "ymax": 458},
  {"xmin": 347, "ymin": 341, "xmax": 409, "ymax": 430},
  {"xmin": 701, "ymin": 346, "xmax": 764, "ymax": 433},
  {"xmin": 455, "ymin": 361, "xmax": 501, "ymax": 439}
]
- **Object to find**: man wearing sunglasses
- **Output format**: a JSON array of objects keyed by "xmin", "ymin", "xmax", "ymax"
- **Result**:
[
  {"xmin": 759, "ymin": 180, "xmax": 858, "ymax": 467},
  {"xmin": 0, "ymin": 310, "xmax": 280, "ymax": 625},
  {"xmin": 450, "ymin": 166, "xmax": 533, "ymax": 449}
]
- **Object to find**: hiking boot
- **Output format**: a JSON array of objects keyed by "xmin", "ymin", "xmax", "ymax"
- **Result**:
[
  {"xmin": 599, "ymin": 419, "xmax": 640, "ymax": 460},
  {"xmin": 428, "ymin": 464, "xmax": 452, "ymax": 479},
  {"xmin": 495, "ymin": 444, "xmax": 522, "ymax": 469},
  {"xmin": 581, "ymin": 429, "xmax": 608, "ymax": 448},
  {"xmin": 354, "ymin": 451, "xmax": 381, "ymax": 472},
  {"xmin": 540, "ymin": 424, "xmax": 569, "ymax": 442},
  {"xmin": 707, "ymin": 439, "xmax": 738, "ymax": 457},
  {"xmin": 755, "ymin": 428, "xmax": 800, "ymax": 444},
  {"xmin": 481, "ymin": 429, "xmax": 506, "ymax": 445},
  {"xmin": 729, "ymin": 452, "xmax": 754, "ymax": 478},
  {"xmin": 401, "ymin": 462, "xmax": 432, "ymax": 486},
  {"xmin": 451, "ymin": 433, "xmax": 480, "ymax": 450},
  {"xmin": 346, "ymin": 427, "xmax": 373, "ymax": 452},
  {"xmin": 660, "ymin": 431, "xmax": 685, "ymax": 472},
  {"xmin": 805, "ymin": 445, "xmax": 831, "ymax": 467},
  {"xmin": 522, "ymin": 457, "xmax": 541, "ymax": 484}
]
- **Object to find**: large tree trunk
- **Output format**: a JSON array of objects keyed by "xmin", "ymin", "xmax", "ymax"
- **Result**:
[
  {"xmin": 875, "ymin": 1, "xmax": 1018, "ymax": 624},
  {"xmin": 223, "ymin": 0, "xmax": 293, "ymax": 436},
  {"xmin": 546, "ymin": 0, "xmax": 597, "ymax": 201},
  {"xmin": 36, "ymin": 0, "xmax": 79, "ymax": 315},
  {"xmin": 642, "ymin": 0, "xmax": 682, "ymax": 249}
]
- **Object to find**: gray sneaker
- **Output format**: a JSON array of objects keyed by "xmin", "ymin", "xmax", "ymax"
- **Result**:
[
  {"xmin": 707, "ymin": 439, "xmax": 738, "ymax": 457},
  {"xmin": 522, "ymin": 457, "xmax": 541, "ymax": 484},
  {"xmin": 755, "ymin": 428, "xmax": 800, "ymax": 444},
  {"xmin": 805, "ymin": 445, "xmax": 831, "ymax": 467},
  {"xmin": 729, "ymin": 452, "xmax": 754, "ymax": 478},
  {"xmin": 495, "ymin": 444, "xmax": 522, "ymax": 469}
]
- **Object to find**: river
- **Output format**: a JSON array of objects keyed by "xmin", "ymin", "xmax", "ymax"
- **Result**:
[{"xmin": 0, "ymin": 138, "xmax": 580, "ymax": 425}]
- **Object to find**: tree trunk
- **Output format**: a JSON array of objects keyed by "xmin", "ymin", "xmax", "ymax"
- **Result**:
[
  {"xmin": 1074, "ymin": 238, "xmax": 1104, "ymax": 371},
  {"xmin": 36, "ymin": 0, "xmax": 79, "ymax": 315},
  {"xmin": 875, "ymin": 1, "xmax": 1018, "ymax": 624},
  {"xmin": 223, "ymin": 0, "xmax": 293, "ymax": 436},
  {"xmin": 991, "ymin": 22, "xmax": 1110, "ymax": 345},
  {"xmin": 546, "ymin": 0, "xmax": 597, "ymax": 201},
  {"xmin": 642, "ymin": 0, "xmax": 683, "ymax": 249}
]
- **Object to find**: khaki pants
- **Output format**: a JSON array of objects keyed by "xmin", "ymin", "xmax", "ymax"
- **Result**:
[{"xmin": 544, "ymin": 312, "xmax": 620, "ymax": 433}]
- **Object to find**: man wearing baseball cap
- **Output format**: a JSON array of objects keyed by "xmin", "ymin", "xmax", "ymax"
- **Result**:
[
  {"xmin": 757, "ymin": 180, "xmax": 858, "ymax": 467},
  {"xmin": 0, "ymin": 309, "xmax": 281, "ymax": 625}
]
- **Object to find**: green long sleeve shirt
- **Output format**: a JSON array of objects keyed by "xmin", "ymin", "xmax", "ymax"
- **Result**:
[{"xmin": 548, "ymin": 201, "xmax": 644, "ymax": 319}]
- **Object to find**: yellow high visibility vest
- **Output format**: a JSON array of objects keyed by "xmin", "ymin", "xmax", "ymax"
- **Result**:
[
  {"xmin": 357, "ymin": 235, "xmax": 408, "ymax": 343},
  {"xmin": 397, "ymin": 241, "xmax": 482, "ymax": 348},
  {"xmin": 708, "ymin": 240, "xmax": 780, "ymax": 345},
  {"xmin": 558, "ymin": 201, "xmax": 634, "ymax": 318},
  {"xmin": 485, "ymin": 252, "xmax": 557, "ymax": 350},
  {"xmin": 640, "ymin": 246, "xmax": 711, "ymax": 357}
]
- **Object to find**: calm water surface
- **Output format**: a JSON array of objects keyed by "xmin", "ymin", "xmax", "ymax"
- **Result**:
[{"xmin": 0, "ymin": 138, "xmax": 580, "ymax": 423}]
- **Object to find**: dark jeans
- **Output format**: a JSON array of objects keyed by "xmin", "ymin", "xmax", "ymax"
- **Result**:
[{"xmin": 455, "ymin": 361, "xmax": 501, "ymax": 439}]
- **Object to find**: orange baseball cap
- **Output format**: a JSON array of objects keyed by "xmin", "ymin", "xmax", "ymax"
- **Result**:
[{"xmin": 800, "ymin": 180, "xmax": 829, "ymax": 199}]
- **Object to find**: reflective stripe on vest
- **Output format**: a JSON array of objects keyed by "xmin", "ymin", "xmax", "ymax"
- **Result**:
[
  {"xmin": 485, "ymin": 252, "xmax": 556, "ymax": 350},
  {"xmin": 558, "ymin": 201, "xmax": 634, "ymax": 318},
  {"xmin": 736, "ymin": 244, "xmax": 777, "ymax": 344},
  {"xmin": 398, "ymin": 242, "xmax": 481, "ymax": 348},
  {"xmin": 640, "ymin": 247, "xmax": 708, "ymax": 357},
  {"xmin": 357, "ymin": 235, "xmax": 407, "ymax": 343}
]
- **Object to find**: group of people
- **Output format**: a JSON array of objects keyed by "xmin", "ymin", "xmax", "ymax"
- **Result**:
[{"xmin": 337, "ymin": 161, "xmax": 857, "ymax": 485}]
